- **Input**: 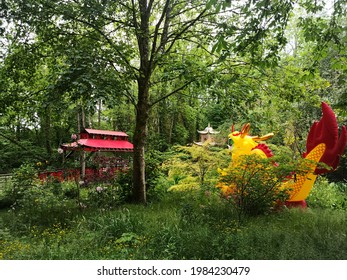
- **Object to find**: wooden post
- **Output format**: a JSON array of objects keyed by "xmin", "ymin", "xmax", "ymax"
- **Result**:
[{"xmin": 80, "ymin": 150, "xmax": 86, "ymax": 181}]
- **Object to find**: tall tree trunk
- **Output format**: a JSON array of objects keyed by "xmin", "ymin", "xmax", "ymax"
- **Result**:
[
  {"xmin": 132, "ymin": 78, "xmax": 150, "ymax": 203},
  {"xmin": 132, "ymin": 0, "xmax": 151, "ymax": 203}
]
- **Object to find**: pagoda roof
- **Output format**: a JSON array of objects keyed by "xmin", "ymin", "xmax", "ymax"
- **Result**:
[
  {"xmin": 61, "ymin": 139, "xmax": 133, "ymax": 152},
  {"xmin": 82, "ymin": 128, "xmax": 128, "ymax": 137},
  {"xmin": 197, "ymin": 123, "xmax": 220, "ymax": 135}
]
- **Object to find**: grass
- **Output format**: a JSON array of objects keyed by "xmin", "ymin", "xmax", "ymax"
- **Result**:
[
  {"xmin": 1, "ymin": 194, "xmax": 346, "ymax": 260},
  {"xmin": 231, "ymin": 208, "xmax": 347, "ymax": 259},
  {"xmin": 2, "ymin": 151, "xmax": 346, "ymax": 260}
]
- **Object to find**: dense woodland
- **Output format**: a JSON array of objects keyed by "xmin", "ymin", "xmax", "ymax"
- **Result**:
[
  {"xmin": 1, "ymin": 0, "xmax": 347, "ymax": 262},
  {"xmin": 1, "ymin": 0, "xmax": 347, "ymax": 202}
]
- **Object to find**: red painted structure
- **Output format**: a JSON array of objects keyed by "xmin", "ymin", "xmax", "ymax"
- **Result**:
[
  {"xmin": 61, "ymin": 128, "xmax": 134, "ymax": 152},
  {"xmin": 38, "ymin": 167, "xmax": 125, "ymax": 182},
  {"xmin": 40, "ymin": 128, "xmax": 133, "ymax": 182}
]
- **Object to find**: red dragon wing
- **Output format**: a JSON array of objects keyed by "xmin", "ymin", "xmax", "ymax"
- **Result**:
[{"xmin": 303, "ymin": 102, "xmax": 347, "ymax": 174}]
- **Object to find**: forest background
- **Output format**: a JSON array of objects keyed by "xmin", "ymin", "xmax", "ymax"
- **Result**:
[
  {"xmin": 0, "ymin": 0, "xmax": 346, "ymax": 201},
  {"xmin": 1, "ymin": 0, "xmax": 347, "ymax": 260}
]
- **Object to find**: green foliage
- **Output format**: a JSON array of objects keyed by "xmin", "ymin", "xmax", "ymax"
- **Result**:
[
  {"xmin": 164, "ymin": 144, "xmax": 230, "ymax": 192},
  {"xmin": 211, "ymin": 0, "xmax": 293, "ymax": 67},
  {"xmin": 9, "ymin": 185, "xmax": 76, "ymax": 230},
  {"xmin": 143, "ymin": 150, "xmax": 169, "ymax": 200},
  {"xmin": 62, "ymin": 181, "xmax": 80, "ymax": 199},
  {"xmin": 9, "ymin": 163, "xmax": 39, "ymax": 202},
  {"xmin": 218, "ymin": 150, "xmax": 312, "ymax": 222},
  {"xmin": 112, "ymin": 169, "xmax": 133, "ymax": 203},
  {"xmin": 1, "ymin": 198, "xmax": 347, "ymax": 260},
  {"xmin": 0, "ymin": 163, "xmax": 77, "ymax": 229},
  {"xmin": 0, "ymin": 182, "xmax": 14, "ymax": 209},
  {"xmin": 226, "ymin": 208, "xmax": 347, "ymax": 259},
  {"xmin": 10, "ymin": 184, "xmax": 76, "ymax": 228},
  {"xmin": 86, "ymin": 184, "xmax": 124, "ymax": 210},
  {"xmin": 307, "ymin": 177, "xmax": 347, "ymax": 210},
  {"xmin": 0, "ymin": 137, "xmax": 45, "ymax": 172}
]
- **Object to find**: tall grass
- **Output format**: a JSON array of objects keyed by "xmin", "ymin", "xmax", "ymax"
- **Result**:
[
  {"xmin": 231, "ymin": 208, "xmax": 347, "ymax": 259},
  {"xmin": 1, "ymin": 163, "xmax": 346, "ymax": 260},
  {"xmin": 1, "ymin": 194, "xmax": 346, "ymax": 260}
]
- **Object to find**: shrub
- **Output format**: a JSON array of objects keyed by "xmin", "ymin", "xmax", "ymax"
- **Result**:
[
  {"xmin": 4, "ymin": 163, "xmax": 79, "ymax": 228},
  {"xmin": 10, "ymin": 163, "xmax": 39, "ymax": 202},
  {"xmin": 113, "ymin": 169, "xmax": 133, "ymax": 202},
  {"xmin": 163, "ymin": 145, "xmax": 229, "ymax": 192},
  {"xmin": 217, "ymin": 152, "xmax": 312, "ymax": 223},
  {"xmin": 10, "ymin": 184, "xmax": 77, "ymax": 227},
  {"xmin": 306, "ymin": 177, "xmax": 347, "ymax": 209},
  {"xmin": 86, "ymin": 183, "xmax": 124, "ymax": 209},
  {"xmin": 144, "ymin": 150, "xmax": 171, "ymax": 201},
  {"xmin": 62, "ymin": 181, "xmax": 80, "ymax": 199},
  {"xmin": 0, "ymin": 180, "xmax": 15, "ymax": 209}
]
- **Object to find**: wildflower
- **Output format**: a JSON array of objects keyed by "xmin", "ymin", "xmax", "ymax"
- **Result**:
[{"xmin": 96, "ymin": 186, "xmax": 103, "ymax": 193}]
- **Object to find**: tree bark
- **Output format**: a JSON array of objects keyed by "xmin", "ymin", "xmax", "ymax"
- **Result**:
[
  {"xmin": 132, "ymin": 78, "xmax": 150, "ymax": 203},
  {"xmin": 131, "ymin": 0, "xmax": 151, "ymax": 203}
]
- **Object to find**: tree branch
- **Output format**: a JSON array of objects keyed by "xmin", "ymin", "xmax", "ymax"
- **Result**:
[
  {"xmin": 163, "ymin": 8, "xmax": 208, "ymax": 55},
  {"xmin": 149, "ymin": 79, "xmax": 195, "ymax": 107},
  {"xmin": 149, "ymin": 0, "xmax": 170, "ymax": 70},
  {"xmin": 65, "ymin": 15, "xmax": 138, "ymax": 75}
]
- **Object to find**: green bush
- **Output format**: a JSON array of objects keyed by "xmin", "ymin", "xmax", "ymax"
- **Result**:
[
  {"xmin": 307, "ymin": 177, "xmax": 347, "ymax": 209},
  {"xmin": 62, "ymin": 181, "xmax": 80, "ymax": 199},
  {"xmin": 0, "ymin": 180, "xmax": 15, "ymax": 209},
  {"xmin": 0, "ymin": 195, "xmax": 14, "ymax": 209},
  {"xmin": 113, "ymin": 169, "xmax": 133, "ymax": 202},
  {"xmin": 144, "ymin": 150, "xmax": 171, "ymax": 201},
  {"xmin": 217, "ymin": 152, "xmax": 312, "ymax": 223},
  {"xmin": 10, "ymin": 184, "xmax": 77, "ymax": 227},
  {"xmin": 86, "ymin": 183, "xmax": 124, "ymax": 209},
  {"xmin": 10, "ymin": 163, "xmax": 39, "ymax": 202},
  {"xmin": 4, "ymin": 163, "xmax": 79, "ymax": 228},
  {"xmin": 163, "ymin": 145, "xmax": 229, "ymax": 192}
]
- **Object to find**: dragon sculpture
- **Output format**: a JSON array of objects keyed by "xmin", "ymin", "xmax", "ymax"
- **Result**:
[{"xmin": 219, "ymin": 102, "xmax": 347, "ymax": 206}]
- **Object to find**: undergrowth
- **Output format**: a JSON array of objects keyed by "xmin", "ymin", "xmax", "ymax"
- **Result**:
[
  {"xmin": 1, "ymin": 194, "xmax": 346, "ymax": 260},
  {"xmin": 1, "ymin": 160, "xmax": 346, "ymax": 260}
]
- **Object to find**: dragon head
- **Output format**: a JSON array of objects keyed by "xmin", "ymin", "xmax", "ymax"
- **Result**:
[{"xmin": 229, "ymin": 123, "xmax": 274, "ymax": 164}]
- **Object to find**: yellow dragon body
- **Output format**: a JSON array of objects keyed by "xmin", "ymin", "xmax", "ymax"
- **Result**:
[{"xmin": 219, "ymin": 102, "xmax": 347, "ymax": 205}]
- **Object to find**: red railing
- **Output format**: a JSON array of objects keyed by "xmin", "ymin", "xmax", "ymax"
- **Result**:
[{"xmin": 39, "ymin": 167, "xmax": 126, "ymax": 183}]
